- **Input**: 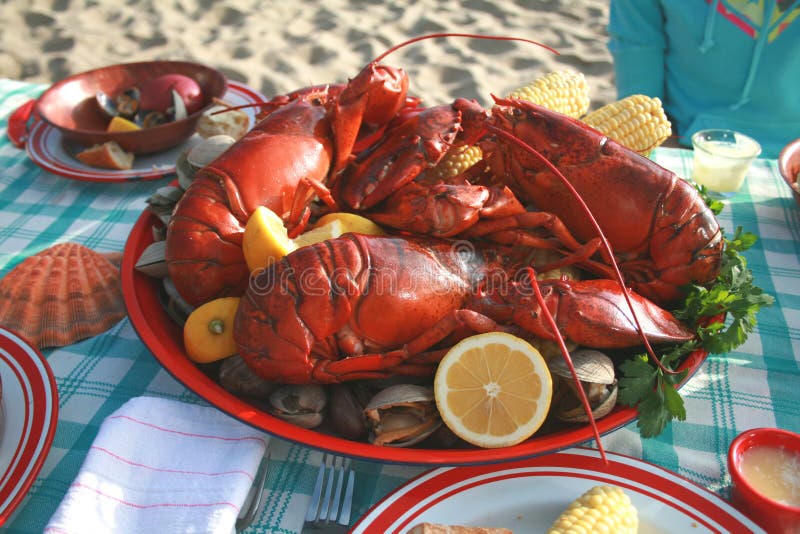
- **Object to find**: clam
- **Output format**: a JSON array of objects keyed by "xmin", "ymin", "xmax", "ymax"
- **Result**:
[
  {"xmin": 146, "ymin": 185, "xmax": 183, "ymax": 226},
  {"xmin": 158, "ymin": 277, "xmax": 195, "ymax": 326},
  {"xmin": 219, "ymin": 355, "xmax": 280, "ymax": 398},
  {"xmin": 96, "ymin": 87, "xmax": 140, "ymax": 119},
  {"xmin": 549, "ymin": 349, "xmax": 618, "ymax": 423},
  {"xmin": 363, "ymin": 384, "xmax": 442, "ymax": 447},
  {"xmin": 328, "ymin": 383, "xmax": 372, "ymax": 441},
  {"xmin": 186, "ymin": 135, "xmax": 235, "ymax": 169},
  {"xmin": 268, "ymin": 384, "xmax": 327, "ymax": 429},
  {"xmin": 176, "ymin": 150, "xmax": 197, "ymax": 191},
  {"xmin": 135, "ymin": 240, "xmax": 168, "ymax": 278}
]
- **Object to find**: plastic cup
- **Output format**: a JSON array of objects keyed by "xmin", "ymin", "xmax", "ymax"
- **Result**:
[{"xmin": 691, "ymin": 129, "xmax": 761, "ymax": 197}]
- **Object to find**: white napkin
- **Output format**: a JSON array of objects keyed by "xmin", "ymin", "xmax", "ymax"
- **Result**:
[{"xmin": 46, "ymin": 396, "xmax": 270, "ymax": 534}]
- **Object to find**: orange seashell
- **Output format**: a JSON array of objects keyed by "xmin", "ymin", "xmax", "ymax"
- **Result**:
[{"xmin": 0, "ymin": 242, "xmax": 126, "ymax": 348}]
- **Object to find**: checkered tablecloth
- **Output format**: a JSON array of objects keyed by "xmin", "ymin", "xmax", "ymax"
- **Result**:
[{"xmin": 1, "ymin": 78, "xmax": 798, "ymax": 533}]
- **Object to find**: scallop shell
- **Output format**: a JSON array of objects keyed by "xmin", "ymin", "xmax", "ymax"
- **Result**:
[{"xmin": 0, "ymin": 242, "xmax": 126, "ymax": 348}]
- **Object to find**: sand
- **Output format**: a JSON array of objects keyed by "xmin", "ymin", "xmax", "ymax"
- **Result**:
[{"xmin": 0, "ymin": 0, "xmax": 616, "ymax": 109}]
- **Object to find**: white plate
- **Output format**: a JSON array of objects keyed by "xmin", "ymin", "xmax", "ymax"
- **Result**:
[
  {"xmin": 352, "ymin": 447, "xmax": 764, "ymax": 533},
  {"xmin": 0, "ymin": 327, "xmax": 58, "ymax": 525},
  {"xmin": 25, "ymin": 81, "xmax": 266, "ymax": 182}
]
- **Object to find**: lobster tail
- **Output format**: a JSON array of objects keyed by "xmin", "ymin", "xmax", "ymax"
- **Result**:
[{"xmin": 165, "ymin": 174, "xmax": 250, "ymax": 306}]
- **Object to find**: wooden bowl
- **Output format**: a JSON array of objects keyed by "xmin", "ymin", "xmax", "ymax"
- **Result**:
[
  {"xmin": 35, "ymin": 61, "xmax": 227, "ymax": 154},
  {"xmin": 778, "ymin": 138, "xmax": 800, "ymax": 207}
]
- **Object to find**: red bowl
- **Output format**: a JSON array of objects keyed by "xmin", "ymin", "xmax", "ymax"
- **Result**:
[
  {"xmin": 728, "ymin": 428, "xmax": 800, "ymax": 533},
  {"xmin": 36, "ymin": 61, "xmax": 227, "ymax": 154},
  {"xmin": 121, "ymin": 210, "xmax": 714, "ymax": 466},
  {"xmin": 778, "ymin": 138, "xmax": 800, "ymax": 208}
]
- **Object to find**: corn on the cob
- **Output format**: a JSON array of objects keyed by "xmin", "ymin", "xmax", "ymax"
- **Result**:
[
  {"xmin": 426, "ymin": 145, "xmax": 484, "ymax": 181},
  {"xmin": 582, "ymin": 94, "xmax": 672, "ymax": 155},
  {"xmin": 507, "ymin": 70, "xmax": 590, "ymax": 119},
  {"xmin": 547, "ymin": 484, "xmax": 638, "ymax": 534}
]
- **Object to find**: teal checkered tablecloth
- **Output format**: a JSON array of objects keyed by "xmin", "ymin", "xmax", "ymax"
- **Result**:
[{"xmin": 1, "ymin": 78, "xmax": 799, "ymax": 532}]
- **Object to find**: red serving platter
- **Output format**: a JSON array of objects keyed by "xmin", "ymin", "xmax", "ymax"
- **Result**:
[{"xmin": 122, "ymin": 209, "xmax": 711, "ymax": 465}]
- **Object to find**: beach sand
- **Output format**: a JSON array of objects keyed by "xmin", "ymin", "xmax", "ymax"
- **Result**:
[{"xmin": 0, "ymin": 0, "xmax": 617, "ymax": 109}]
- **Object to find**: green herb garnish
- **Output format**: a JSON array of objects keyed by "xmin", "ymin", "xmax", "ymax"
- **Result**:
[{"xmin": 618, "ymin": 200, "xmax": 775, "ymax": 437}]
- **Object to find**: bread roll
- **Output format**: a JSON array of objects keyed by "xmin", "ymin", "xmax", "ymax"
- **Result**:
[{"xmin": 196, "ymin": 99, "xmax": 250, "ymax": 140}]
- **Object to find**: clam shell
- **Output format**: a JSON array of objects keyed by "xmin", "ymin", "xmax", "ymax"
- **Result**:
[
  {"xmin": 135, "ymin": 240, "xmax": 168, "ymax": 278},
  {"xmin": 186, "ymin": 135, "xmax": 235, "ymax": 169},
  {"xmin": 555, "ymin": 381, "xmax": 619, "ymax": 423},
  {"xmin": 176, "ymin": 150, "xmax": 197, "ymax": 190},
  {"xmin": 364, "ymin": 384, "xmax": 442, "ymax": 447},
  {"xmin": 548, "ymin": 349, "xmax": 615, "ymax": 385},
  {"xmin": 0, "ymin": 242, "xmax": 126, "ymax": 348}
]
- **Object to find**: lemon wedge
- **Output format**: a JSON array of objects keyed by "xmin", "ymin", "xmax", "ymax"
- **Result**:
[
  {"xmin": 314, "ymin": 212, "xmax": 384, "ymax": 236},
  {"xmin": 293, "ymin": 219, "xmax": 344, "ymax": 248},
  {"xmin": 107, "ymin": 116, "xmax": 141, "ymax": 132},
  {"xmin": 242, "ymin": 206, "xmax": 297, "ymax": 271}
]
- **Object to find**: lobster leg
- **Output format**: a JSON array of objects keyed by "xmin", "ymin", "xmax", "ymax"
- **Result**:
[
  {"xmin": 310, "ymin": 309, "xmax": 506, "ymax": 383},
  {"xmin": 366, "ymin": 180, "xmax": 524, "ymax": 237},
  {"xmin": 336, "ymin": 103, "xmax": 465, "ymax": 210}
]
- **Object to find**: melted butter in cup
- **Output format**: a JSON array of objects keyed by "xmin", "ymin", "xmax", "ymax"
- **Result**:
[
  {"xmin": 691, "ymin": 129, "xmax": 761, "ymax": 197},
  {"xmin": 729, "ymin": 428, "xmax": 800, "ymax": 533},
  {"xmin": 739, "ymin": 444, "xmax": 800, "ymax": 507}
]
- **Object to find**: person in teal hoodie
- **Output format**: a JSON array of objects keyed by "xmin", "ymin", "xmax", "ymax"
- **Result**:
[{"xmin": 607, "ymin": 0, "xmax": 800, "ymax": 158}]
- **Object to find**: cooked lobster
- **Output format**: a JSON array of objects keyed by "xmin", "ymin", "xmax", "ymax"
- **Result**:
[
  {"xmin": 165, "ymin": 63, "xmax": 413, "ymax": 306},
  {"xmin": 234, "ymin": 233, "xmax": 694, "ymax": 384},
  {"xmin": 326, "ymin": 96, "xmax": 723, "ymax": 307}
]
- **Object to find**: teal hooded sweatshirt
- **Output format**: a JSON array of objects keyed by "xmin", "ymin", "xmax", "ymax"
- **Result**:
[{"xmin": 608, "ymin": 0, "xmax": 800, "ymax": 158}]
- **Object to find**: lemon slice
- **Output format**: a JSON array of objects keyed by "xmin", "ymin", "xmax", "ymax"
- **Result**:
[
  {"xmin": 107, "ymin": 116, "xmax": 141, "ymax": 132},
  {"xmin": 293, "ymin": 219, "xmax": 344, "ymax": 248},
  {"xmin": 434, "ymin": 332, "xmax": 553, "ymax": 448},
  {"xmin": 242, "ymin": 206, "xmax": 297, "ymax": 271},
  {"xmin": 314, "ymin": 212, "xmax": 384, "ymax": 236}
]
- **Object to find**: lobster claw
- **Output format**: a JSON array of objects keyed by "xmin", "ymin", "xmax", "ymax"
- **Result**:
[
  {"xmin": 332, "ymin": 63, "xmax": 409, "ymax": 173},
  {"xmin": 512, "ymin": 278, "xmax": 695, "ymax": 348},
  {"xmin": 337, "ymin": 104, "xmax": 463, "ymax": 210}
]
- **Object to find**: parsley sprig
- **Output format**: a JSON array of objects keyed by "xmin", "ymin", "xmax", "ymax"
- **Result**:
[{"xmin": 618, "ymin": 190, "xmax": 775, "ymax": 438}]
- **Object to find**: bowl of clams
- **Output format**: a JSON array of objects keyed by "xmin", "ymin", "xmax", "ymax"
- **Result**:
[{"xmin": 35, "ymin": 60, "xmax": 227, "ymax": 156}]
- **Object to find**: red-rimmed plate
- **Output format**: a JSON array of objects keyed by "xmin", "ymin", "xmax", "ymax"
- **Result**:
[
  {"xmin": 352, "ymin": 447, "xmax": 763, "ymax": 533},
  {"xmin": 0, "ymin": 327, "xmax": 58, "ymax": 526},
  {"xmin": 25, "ymin": 81, "xmax": 265, "ymax": 182},
  {"xmin": 122, "ymin": 208, "xmax": 711, "ymax": 465}
]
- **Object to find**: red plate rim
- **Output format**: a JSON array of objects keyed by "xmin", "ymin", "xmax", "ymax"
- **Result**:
[
  {"xmin": 122, "ymin": 209, "xmax": 710, "ymax": 465},
  {"xmin": 0, "ymin": 327, "xmax": 59, "ymax": 525},
  {"xmin": 25, "ymin": 81, "xmax": 265, "ymax": 183},
  {"xmin": 351, "ymin": 447, "xmax": 762, "ymax": 532}
]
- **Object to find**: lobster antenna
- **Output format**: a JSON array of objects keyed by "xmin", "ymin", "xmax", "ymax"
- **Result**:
[
  {"xmin": 371, "ymin": 33, "xmax": 559, "ymax": 64},
  {"xmin": 525, "ymin": 267, "xmax": 608, "ymax": 465},
  {"xmin": 486, "ymin": 122, "xmax": 678, "ymax": 377}
]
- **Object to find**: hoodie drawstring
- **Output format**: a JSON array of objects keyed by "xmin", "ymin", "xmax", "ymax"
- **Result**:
[
  {"xmin": 732, "ymin": 1, "xmax": 777, "ymax": 109},
  {"xmin": 698, "ymin": 0, "xmax": 721, "ymax": 53}
]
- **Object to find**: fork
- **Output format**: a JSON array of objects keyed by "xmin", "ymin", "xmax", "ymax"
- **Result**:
[{"xmin": 304, "ymin": 453, "xmax": 356, "ymax": 529}]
